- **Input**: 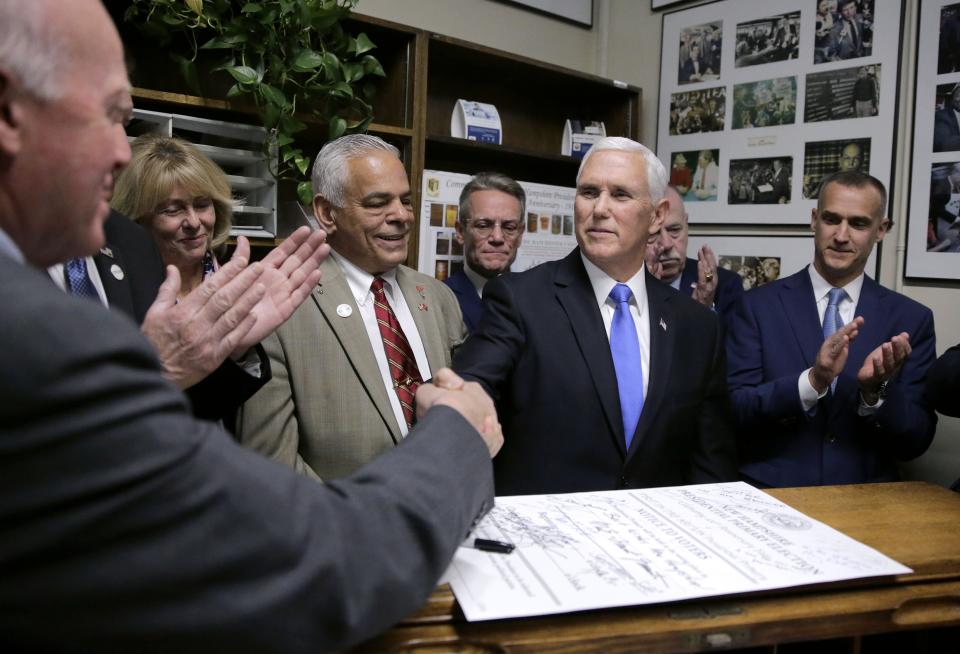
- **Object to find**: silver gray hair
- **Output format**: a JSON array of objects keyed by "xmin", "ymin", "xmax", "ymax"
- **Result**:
[
  {"xmin": 458, "ymin": 171, "xmax": 526, "ymax": 223},
  {"xmin": 576, "ymin": 136, "xmax": 668, "ymax": 204},
  {"xmin": 311, "ymin": 134, "xmax": 400, "ymax": 207},
  {"xmin": 0, "ymin": 1, "xmax": 63, "ymax": 100}
]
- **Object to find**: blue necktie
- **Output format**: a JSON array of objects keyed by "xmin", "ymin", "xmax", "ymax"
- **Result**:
[
  {"xmin": 65, "ymin": 257, "xmax": 99, "ymax": 300},
  {"xmin": 609, "ymin": 283, "xmax": 644, "ymax": 450},
  {"xmin": 822, "ymin": 287, "xmax": 846, "ymax": 393}
]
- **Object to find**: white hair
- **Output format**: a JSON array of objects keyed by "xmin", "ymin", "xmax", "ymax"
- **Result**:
[
  {"xmin": 576, "ymin": 136, "xmax": 668, "ymax": 204},
  {"xmin": 0, "ymin": 1, "xmax": 64, "ymax": 100},
  {"xmin": 311, "ymin": 134, "xmax": 400, "ymax": 206}
]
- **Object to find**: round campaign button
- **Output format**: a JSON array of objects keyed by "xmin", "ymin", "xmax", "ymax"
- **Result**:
[
  {"xmin": 110, "ymin": 264, "xmax": 124, "ymax": 280},
  {"xmin": 336, "ymin": 303, "xmax": 353, "ymax": 318}
]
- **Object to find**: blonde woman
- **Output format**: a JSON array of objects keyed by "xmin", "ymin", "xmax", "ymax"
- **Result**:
[{"xmin": 112, "ymin": 134, "xmax": 234, "ymax": 297}]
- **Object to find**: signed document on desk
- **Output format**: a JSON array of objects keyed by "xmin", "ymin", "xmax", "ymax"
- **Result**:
[{"xmin": 446, "ymin": 482, "xmax": 911, "ymax": 621}]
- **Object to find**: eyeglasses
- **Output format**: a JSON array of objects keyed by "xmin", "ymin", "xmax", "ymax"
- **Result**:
[{"xmin": 465, "ymin": 218, "xmax": 522, "ymax": 238}]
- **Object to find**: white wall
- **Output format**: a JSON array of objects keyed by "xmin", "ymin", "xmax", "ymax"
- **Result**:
[{"xmin": 357, "ymin": 0, "xmax": 960, "ymax": 487}]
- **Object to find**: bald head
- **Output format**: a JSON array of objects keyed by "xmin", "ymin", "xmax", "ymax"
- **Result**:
[
  {"xmin": 0, "ymin": 0, "xmax": 132, "ymax": 266},
  {"xmin": 650, "ymin": 186, "xmax": 690, "ymax": 283},
  {"xmin": 839, "ymin": 143, "xmax": 862, "ymax": 172}
]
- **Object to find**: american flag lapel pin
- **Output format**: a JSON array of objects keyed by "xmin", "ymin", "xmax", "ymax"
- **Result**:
[
  {"xmin": 659, "ymin": 317, "xmax": 667, "ymax": 332},
  {"xmin": 418, "ymin": 303, "xmax": 428, "ymax": 311}
]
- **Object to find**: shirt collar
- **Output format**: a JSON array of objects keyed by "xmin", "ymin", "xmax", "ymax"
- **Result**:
[
  {"xmin": 331, "ymin": 250, "xmax": 399, "ymax": 306},
  {"xmin": 464, "ymin": 261, "xmax": 491, "ymax": 297},
  {"xmin": 580, "ymin": 252, "xmax": 647, "ymax": 316},
  {"xmin": 807, "ymin": 263, "xmax": 864, "ymax": 307},
  {"xmin": 0, "ymin": 226, "xmax": 25, "ymax": 264}
]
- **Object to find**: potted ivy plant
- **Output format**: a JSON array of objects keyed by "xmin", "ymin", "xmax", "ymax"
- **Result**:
[{"xmin": 124, "ymin": 0, "xmax": 385, "ymax": 203}]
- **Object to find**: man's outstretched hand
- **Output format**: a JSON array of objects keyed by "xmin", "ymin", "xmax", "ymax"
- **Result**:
[{"xmin": 141, "ymin": 228, "xmax": 329, "ymax": 389}]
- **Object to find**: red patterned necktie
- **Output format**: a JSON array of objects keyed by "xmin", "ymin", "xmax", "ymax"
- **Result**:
[{"xmin": 371, "ymin": 277, "xmax": 423, "ymax": 428}]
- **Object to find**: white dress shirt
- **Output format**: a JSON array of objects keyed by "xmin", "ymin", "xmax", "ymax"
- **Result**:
[
  {"xmin": 798, "ymin": 264, "xmax": 880, "ymax": 413},
  {"xmin": 332, "ymin": 251, "xmax": 431, "ymax": 436},
  {"xmin": 581, "ymin": 254, "xmax": 651, "ymax": 399},
  {"xmin": 47, "ymin": 257, "xmax": 109, "ymax": 307},
  {"xmin": 463, "ymin": 262, "xmax": 488, "ymax": 297}
]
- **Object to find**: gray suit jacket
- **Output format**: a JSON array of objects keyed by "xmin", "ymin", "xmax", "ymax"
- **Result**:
[
  {"xmin": 0, "ymin": 252, "xmax": 492, "ymax": 652},
  {"xmin": 238, "ymin": 256, "xmax": 467, "ymax": 480}
]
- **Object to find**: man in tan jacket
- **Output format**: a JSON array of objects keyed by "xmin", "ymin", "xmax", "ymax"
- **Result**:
[{"xmin": 239, "ymin": 135, "xmax": 466, "ymax": 479}]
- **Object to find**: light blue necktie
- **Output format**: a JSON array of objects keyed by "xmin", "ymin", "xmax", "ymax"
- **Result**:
[
  {"xmin": 609, "ymin": 283, "xmax": 644, "ymax": 449},
  {"xmin": 822, "ymin": 287, "xmax": 846, "ymax": 393},
  {"xmin": 65, "ymin": 258, "xmax": 99, "ymax": 300}
]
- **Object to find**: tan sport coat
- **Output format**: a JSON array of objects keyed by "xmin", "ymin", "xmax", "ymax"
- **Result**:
[{"xmin": 237, "ymin": 257, "xmax": 467, "ymax": 480}]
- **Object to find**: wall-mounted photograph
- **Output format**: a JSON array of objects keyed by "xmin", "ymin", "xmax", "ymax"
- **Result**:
[
  {"xmin": 907, "ymin": 0, "xmax": 960, "ymax": 279},
  {"xmin": 937, "ymin": 1, "xmax": 960, "ymax": 73},
  {"xmin": 670, "ymin": 148, "xmax": 720, "ymax": 202},
  {"xmin": 728, "ymin": 156, "xmax": 792, "ymax": 205},
  {"xmin": 933, "ymin": 82, "xmax": 960, "ymax": 152},
  {"xmin": 927, "ymin": 162, "xmax": 960, "ymax": 253},
  {"xmin": 804, "ymin": 64, "xmax": 881, "ymax": 122},
  {"xmin": 658, "ymin": 0, "xmax": 901, "ymax": 226},
  {"xmin": 687, "ymin": 234, "xmax": 879, "ymax": 283},
  {"xmin": 732, "ymin": 76, "xmax": 797, "ymax": 129},
  {"xmin": 678, "ymin": 21, "xmax": 723, "ymax": 84},
  {"xmin": 813, "ymin": 0, "xmax": 875, "ymax": 64},
  {"xmin": 668, "ymin": 86, "xmax": 726, "ymax": 135},
  {"xmin": 735, "ymin": 11, "xmax": 800, "ymax": 68},
  {"xmin": 802, "ymin": 138, "xmax": 872, "ymax": 199}
]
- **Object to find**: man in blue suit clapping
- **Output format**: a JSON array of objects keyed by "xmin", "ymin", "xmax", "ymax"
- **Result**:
[{"xmin": 727, "ymin": 171, "xmax": 937, "ymax": 487}]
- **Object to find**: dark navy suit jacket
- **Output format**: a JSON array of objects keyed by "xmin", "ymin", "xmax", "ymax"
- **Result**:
[
  {"xmin": 727, "ymin": 267, "xmax": 937, "ymax": 487},
  {"xmin": 453, "ymin": 248, "xmax": 738, "ymax": 495},
  {"xmin": 677, "ymin": 257, "xmax": 744, "ymax": 330},
  {"xmin": 443, "ymin": 270, "xmax": 483, "ymax": 334}
]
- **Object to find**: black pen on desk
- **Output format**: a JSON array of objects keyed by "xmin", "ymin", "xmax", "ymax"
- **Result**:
[{"xmin": 473, "ymin": 538, "xmax": 515, "ymax": 554}]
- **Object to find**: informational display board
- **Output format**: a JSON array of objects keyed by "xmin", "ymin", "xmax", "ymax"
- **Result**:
[
  {"xmin": 418, "ymin": 170, "xmax": 577, "ymax": 280},
  {"xmin": 657, "ymin": 0, "xmax": 902, "ymax": 225}
]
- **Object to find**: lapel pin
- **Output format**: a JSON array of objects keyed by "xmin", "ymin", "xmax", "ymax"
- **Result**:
[
  {"xmin": 418, "ymin": 303, "xmax": 428, "ymax": 312},
  {"xmin": 336, "ymin": 303, "xmax": 352, "ymax": 318},
  {"xmin": 100, "ymin": 246, "xmax": 113, "ymax": 258},
  {"xmin": 659, "ymin": 317, "xmax": 667, "ymax": 331},
  {"xmin": 110, "ymin": 264, "xmax": 124, "ymax": 281},
  {"xmin": 416, "ymin": 285, "xmax": 426, "ymax": 298}
]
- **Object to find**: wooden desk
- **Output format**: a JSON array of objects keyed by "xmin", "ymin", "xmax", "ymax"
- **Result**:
[{"xmin": 354, "ymin": 482, "xmax": 960, "ymax": 653}]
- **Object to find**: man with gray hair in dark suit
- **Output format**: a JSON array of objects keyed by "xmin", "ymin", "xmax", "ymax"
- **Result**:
[{"xmin": 0, "ymin": 1, "xmax": 501, "ymax": 651}]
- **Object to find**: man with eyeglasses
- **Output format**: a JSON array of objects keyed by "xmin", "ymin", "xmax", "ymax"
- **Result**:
[
  {"xmin": 238, "ymin": 134, "xmax": 468, "ymax": 480},
  {"xmin": 445, "ymin": 172, "xmax": 526, "ymax": 333}
]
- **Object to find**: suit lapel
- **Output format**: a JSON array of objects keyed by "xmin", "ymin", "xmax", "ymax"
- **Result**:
[
  {"xmin": 629, "ymin": 273, "xmax": 675, "ymax": 458},
  {"xmin": 396, "ymin": 266, "xmax": 445, "ymax": 374},
  {"xmin": 313, "ymin": 258, "xmax": 402, "ymax": 442},
  {"xmin": 778, "ymin": 268, "xmax": 822, "ymax": 366},
  {"xmin": 554, "ymin": 250, "xmax": 625, "ymax": 455},
  {"xmin": 93, "ymin": 243, "xmax": 135, "ymax": 318},
  {"xmin": 679, "ymin": 258, "xmax": 697, "ymax": 296}
]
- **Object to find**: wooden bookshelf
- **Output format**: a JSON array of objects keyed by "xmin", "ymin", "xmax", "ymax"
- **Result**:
[{"xmin": 114, "ymin": 10, "xmax": 641, "ymax": 264}]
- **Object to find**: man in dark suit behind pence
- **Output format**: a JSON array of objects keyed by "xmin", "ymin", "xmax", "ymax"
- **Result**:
[
  {"xmin": 454, "ymin": 137, "xmax": 737, "ymax": 495},
  {"xmin": 644, "ymin": 185, "xmax": 743, "ymax": 330},
  {"xmin": 444, "ymin": 172, "xmax": 526, "ymax": 333}
]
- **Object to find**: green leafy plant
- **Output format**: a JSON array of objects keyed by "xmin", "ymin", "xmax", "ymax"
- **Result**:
[{"xmin": 125, "ymin": 0, "xmax": 385, "ymax": 203}]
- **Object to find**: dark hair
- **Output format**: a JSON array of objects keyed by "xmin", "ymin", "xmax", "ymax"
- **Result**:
[
  {"xmin": 458, "ymin": 172, "xmax": 526, "ymax": 223},
  {"xmin": 817, "ymin": 170, "xmax": 890, "ymax": 225}
]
